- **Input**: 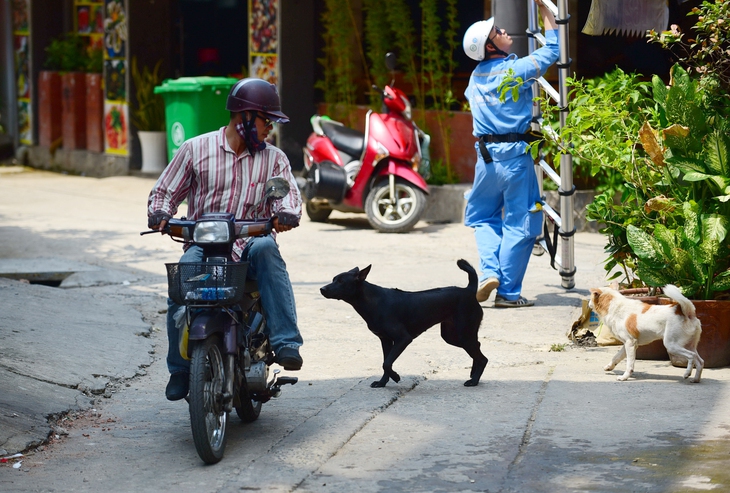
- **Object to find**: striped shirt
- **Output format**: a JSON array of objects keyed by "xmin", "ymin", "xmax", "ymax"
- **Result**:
[{"xmin": 148, "ymin": 127, "xmax": 302, "ymax": 259}]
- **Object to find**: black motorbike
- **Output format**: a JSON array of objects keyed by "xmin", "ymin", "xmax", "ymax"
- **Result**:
[{"xmin": 142, "ymin": 177, "xmax": 297, "ymax": 464}]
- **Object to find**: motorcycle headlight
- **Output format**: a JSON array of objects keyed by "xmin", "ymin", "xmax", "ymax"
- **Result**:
[{"xmin": 193, "ymin": 221, "xmax": 232, "ymax": 244}]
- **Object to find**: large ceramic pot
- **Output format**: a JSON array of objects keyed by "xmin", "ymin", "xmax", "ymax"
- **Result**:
[
  {"xmin": 61, "ymin": 72, "xmax": 87, "ymax": 150},
  {"xmin": 138, "ymin": 130, "xmax": 168, "ymax": 173},
  {"xmin": 671, "ymin": 300, "xmax": 730, "ymax": 369},
  {"xmin": 38, "ymin": 71, "xmax": 62, "ymax": 148},
  {"xmin": 85, "ymin": 73, "xmax": 104, "ymax": 153},
  {"xmin": 620, "ymin": 288, "xmax": 730, "ymax": 368}
]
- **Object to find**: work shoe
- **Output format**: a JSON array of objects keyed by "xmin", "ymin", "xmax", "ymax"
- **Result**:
[
  {"xmin": 165, "ymin": 372, "xmax": 189, "ymax": 401},
  {"xmin": 476, "ymin": 277, "xmax": 500, "ymax": 302},
  {"xmin": 275, "ymin": 347, "xmax": 303, "ymax": 371},
  {"xmin": 494, "ymin": 295, "xmax": 534, "ymax": 308}
]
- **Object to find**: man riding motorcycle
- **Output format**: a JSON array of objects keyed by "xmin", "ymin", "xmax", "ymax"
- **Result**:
[{"xmin": 147, "ymin": 78, "xmax": 304, "ymax": 401}]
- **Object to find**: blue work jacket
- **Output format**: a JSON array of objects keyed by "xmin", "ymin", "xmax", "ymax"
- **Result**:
[{"xmin": 465, "ymin": 29, "xmax": 560, "ymax": 162}]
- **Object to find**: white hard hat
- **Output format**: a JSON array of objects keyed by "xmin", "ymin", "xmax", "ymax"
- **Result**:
[{"xmin": 463, "ymin": 18, "xmax": 496, "ymax": 61}]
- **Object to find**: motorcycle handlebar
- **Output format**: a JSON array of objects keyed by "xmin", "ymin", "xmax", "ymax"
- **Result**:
[{"xmin": 139, "ymin": 218, "xmax": 274, "ymax": 240}]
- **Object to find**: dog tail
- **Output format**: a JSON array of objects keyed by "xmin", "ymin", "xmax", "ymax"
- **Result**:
[
  {"xmin": 457, "ymin": 259, "xmax": 479, "ymax": 292},
  {"xmin": 663, "ymin": 284, "xmax": 697, "ymax": 319}
]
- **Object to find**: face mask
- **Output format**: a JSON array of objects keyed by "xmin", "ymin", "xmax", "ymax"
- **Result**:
[{"xmin": 235, "ymin": 113, "xmax": 266, "ymax": 154}]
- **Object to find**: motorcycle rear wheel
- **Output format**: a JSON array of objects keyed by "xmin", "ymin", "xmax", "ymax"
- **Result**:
[
  {"xmin": 365, "ymin": 178, "xmax": 427, "ymax": 233},
  {"xmin": 189, "ymin": 335, "xmax": 228, "ymax": 464},
  {"xmin": 234, "ymin": 372, "xmax": 262, "ymax": 423}
]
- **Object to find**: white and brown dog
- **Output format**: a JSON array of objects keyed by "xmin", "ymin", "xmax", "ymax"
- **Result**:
[{"xmin": 589, "ymin": 284, "xmax": 704, "ymax": 382}]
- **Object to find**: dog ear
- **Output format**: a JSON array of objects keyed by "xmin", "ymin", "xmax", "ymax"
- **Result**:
[{"xmin": 358, "ymin": 265, "xmax": 372, "ymax": 281}]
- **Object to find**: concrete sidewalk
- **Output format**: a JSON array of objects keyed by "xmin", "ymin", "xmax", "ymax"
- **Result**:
[{"xmin": 0, "ymin": 167, "xmax": 728, "ymax": 492}]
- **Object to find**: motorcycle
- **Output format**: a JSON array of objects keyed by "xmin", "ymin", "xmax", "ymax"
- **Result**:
[
  {"xmin": 301, "ymin": 53, "xmax": 431, "ymax": 233},
  {"xmin": 141, "ymin": 177, "xmax": 297, "ymax": 464}
]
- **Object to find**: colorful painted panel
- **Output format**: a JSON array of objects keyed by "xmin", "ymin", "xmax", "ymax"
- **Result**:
[
  {"xmin": 17, "ymin": 100, "xmax": 32, "ymax": 145},
  {"xmin": 249, "ymin": 0, "xmax": 279, "ymax": 83},
  {"xmin": 11, "ymin": 0, "xmax": 29, "ymax": 32},
  {"xmin": 104, "ymin": 59, "xmax": 127, "ymax": 101},
  {"xmin": 14, "ymin": 35, "xmax": 30, "ymax": 100},
  {"xmin": 249, "ymin": 0, "xmax": 279, "ymax": 145},
  {"xmin": 104, "ymin": 0, "xmax": 127, "ymax": 59},
  {"xmin": 104, "ymin": 101, "xmax": 128, "ymax": 154},
  {"xmin": 102, "ymin": 0, "xmax": 129, "ymax": 156},
  {"xmin": 12, "ymin": 0, "xmax": 31, "ymax": 145}
]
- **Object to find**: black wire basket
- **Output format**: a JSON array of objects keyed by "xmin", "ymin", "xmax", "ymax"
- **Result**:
[{"xmin": 166, "ymin": 262, "xmax": 249, "ymax": 306}]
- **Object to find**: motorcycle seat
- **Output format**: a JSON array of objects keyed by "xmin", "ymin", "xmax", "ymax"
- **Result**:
[{"xmin": 321, "ymin": 120, "xmax": 365, "ymax": 158}]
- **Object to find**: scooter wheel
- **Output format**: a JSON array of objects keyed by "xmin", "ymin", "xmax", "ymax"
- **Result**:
[
  {"xmin": 234, "ymin": 373, "xmax": 262, "ymax": 423},
  {"xmin": 365, "ymin": 178, "xmax": 427, "ymax": 233},
  {"xmin": 306, "ymin": 201, "xmax": 333, "ymax": 223}
]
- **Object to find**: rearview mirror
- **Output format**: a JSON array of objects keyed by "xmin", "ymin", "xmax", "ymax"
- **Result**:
[
  {"xmin": 385, "ymin": 52, "xmax": 397, "ymax": 72},
  {"xmin": 264, "ymin": 177, "xmax": 290, "ymax": 200}
]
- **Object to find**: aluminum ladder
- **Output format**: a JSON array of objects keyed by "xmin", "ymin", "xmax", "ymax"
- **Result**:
[{"xmin": 528, "ymin": 0, "xmax": 576, "ymax": 289}]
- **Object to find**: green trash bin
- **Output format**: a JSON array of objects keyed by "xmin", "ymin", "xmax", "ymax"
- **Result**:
[{"xmin": 154, "ymin": 76, "xmax": 238, "ymax": 161}]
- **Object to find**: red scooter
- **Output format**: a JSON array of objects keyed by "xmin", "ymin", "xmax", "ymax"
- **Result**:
[{"xmin": 301, "ymin": 54, "xmax": 430, "ymax": 233}]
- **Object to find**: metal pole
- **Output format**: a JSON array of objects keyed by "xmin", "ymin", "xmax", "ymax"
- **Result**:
[
  {"xmin": 527, "ymin": 0, "xmax": 575, "ymax": 290},
  {"xmin": 556, "ymin": 0, "xmax": 575, "ymax": 289},
  {"xmin": 1, "ymin": 0, "xmax": 19, "ymax": 148},
  {"xmin": 527, "ymin": 1, "xmax": 543, "ymax": 225}
]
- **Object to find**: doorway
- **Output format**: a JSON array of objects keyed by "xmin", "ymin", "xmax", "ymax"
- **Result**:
[{"xmin": 179, "ymin": 0, "xmax": 249, "ymax": 78}]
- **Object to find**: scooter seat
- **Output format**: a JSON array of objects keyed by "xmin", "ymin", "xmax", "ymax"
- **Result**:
[{"xmin": 321, "ymin": 120, "xmax": 365, "ymax": 158}]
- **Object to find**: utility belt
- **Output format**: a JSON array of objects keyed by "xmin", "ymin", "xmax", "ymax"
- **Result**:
[{"xmin": 478, "ymin": 132, "xmax": 542, "ymax": 164}]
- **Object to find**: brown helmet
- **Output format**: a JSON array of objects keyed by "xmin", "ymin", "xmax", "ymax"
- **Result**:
[{"xmin": 226, "ymin": 78, "xmax": 289, "ymax": 124}]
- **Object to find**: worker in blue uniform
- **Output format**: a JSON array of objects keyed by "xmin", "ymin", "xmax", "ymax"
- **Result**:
[{"xmin": 462, "ymin": 0, "xmax": 559, "ymax": 308}]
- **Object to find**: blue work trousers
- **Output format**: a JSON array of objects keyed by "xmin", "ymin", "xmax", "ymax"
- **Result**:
[
  {"xmin": 166, "ymin": 235, "xmax": 303, "ymax": 375},
  {"xmin": 464, "ymin": 150, "xmax": 543, "ymax": 301}
]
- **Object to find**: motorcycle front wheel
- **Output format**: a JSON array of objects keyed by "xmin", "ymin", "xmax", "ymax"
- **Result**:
[
  {"xmin": 305, "ymin": 200, "xmax": 332, "ymax": 223},
  {"xmin": 189, "ymin": 335, "xmax": 228, "ymax": 464},
  {"xmin": 365, "ymin": 178, "xmax": 427, "ymax": 233}
]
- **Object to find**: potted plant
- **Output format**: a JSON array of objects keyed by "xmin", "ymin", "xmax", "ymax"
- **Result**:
[
  {"xmin": 44, "ymin": 33, "xmax": 91, "ymax": 151},
  {"xmin": 551, "ymin": 2, "xmax": 730, "ymax": 367},
  {"xmin": 131, "ymin": 57, "xmax": 167, "ymax": 173},
  {"xmin": 40, "ymin": 33, "xmax": 84, "ymax": 149}
]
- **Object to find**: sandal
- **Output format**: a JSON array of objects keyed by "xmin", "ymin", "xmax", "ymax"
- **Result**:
[{"xmin": 494, "ymin": 295, "xmax": 534, "ymax": 308}]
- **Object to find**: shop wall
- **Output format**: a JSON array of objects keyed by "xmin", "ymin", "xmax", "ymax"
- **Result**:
[
  {"xmin": 31, "ymin": 0, "xmax": 68, "ymax": 143},
  {"xmin": 128, "ymin": 0, "xmax": 179, "ymax": 170},
  {"xmin": 279, "ymin": 0, "xmax": 315, "ymax": 172}
]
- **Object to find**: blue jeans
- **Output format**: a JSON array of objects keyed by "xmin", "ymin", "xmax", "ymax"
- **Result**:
[
  {"xmin": 166, "ymin": 236, "xmax": 303, "ymax": 375},
  {"xmin": 464, "ymin": 150, "xmax": 543, "ymax": 301}
]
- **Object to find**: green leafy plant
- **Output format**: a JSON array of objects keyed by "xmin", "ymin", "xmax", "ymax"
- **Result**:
[
  {"xmin": 581, "ymin": 63, "xmax": 730, "ymax": 300},
  {"xmin": 531, "ymin": 1, "xmax": 730, "ymax": 300},
  {"xmin": 131, "ymin": 58, "xmax": 166, "ymax": 132},
  {"xmin": 363, "ymin": 0, "xmax": 391, "ymax": 101},
  {"xmin": 501, "ymin": 67, "xmax": 654, "ymax": 195},
  {"xmin": 86, "ymin": 45, "xmax": 103, "ymax": 73},
  {"xmin": 317, "ymin": 0, "xmax": 364, "ymax": 125},
  {"xmin": 321, "ymin": 0, "xmax": 462, "ymax": 179},
  {"xmin": 44, "ymin": 33, "xmax": 88, "ymax": 72},
  {"xmin": 419, "ymin": 0, "xmax": 459, "ymax": 183},
  {"xmin": 649, "ymin": 0, "xmax": 730, "ymax": 94}
]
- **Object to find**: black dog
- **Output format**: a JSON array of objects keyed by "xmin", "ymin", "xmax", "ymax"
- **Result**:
[{"xmin": 320, "ymin": 259, "xmax": 488, "ymax": 387}]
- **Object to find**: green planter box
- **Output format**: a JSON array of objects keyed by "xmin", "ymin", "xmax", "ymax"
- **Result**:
[{"xmin": 154, "ymin": 76, "xmax": 237, "ymax": 161}]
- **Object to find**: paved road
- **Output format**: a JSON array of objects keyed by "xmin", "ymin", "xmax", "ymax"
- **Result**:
[{"xmin": 0, "ymin": 167, "xmax": 728, "ymax": 492}]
